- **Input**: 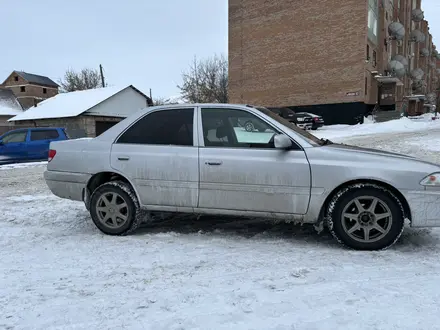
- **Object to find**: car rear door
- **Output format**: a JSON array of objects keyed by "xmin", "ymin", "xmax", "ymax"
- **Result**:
[
  {"xmin": 28, "ymin": 129, "xmax": 61, "ymax": 160},
  {"xmin": 110, "ymin": 107, "xmax": 199, "ymax": 209},
  {"xmin": 0, "ymin": 130, "xmax": 29, "ymax": 163},
  {"xmin": 197, "ymin": 106, "xmax": 311, "ymax": 215}
]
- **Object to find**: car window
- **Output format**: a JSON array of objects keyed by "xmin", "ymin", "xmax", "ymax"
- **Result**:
[
  {"xmin": 30, "ymin": 129, "xmax": 60, "ymax": 141},
  {"xmin": 2, "ymin": 131, "xmax": 27, "ymax": 144},
  {"xmin": 117, "ymin": 108, "xmax": 194, "ymax": 146},
  {"xmin": 201, "ymin": 108, "xmax": 279, "ymax": 148},
  {"xmin": 254, "ymin": 107, "xmax": 324, "ymax": 146}
]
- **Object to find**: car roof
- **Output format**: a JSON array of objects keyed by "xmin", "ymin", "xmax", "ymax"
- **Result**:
[{"xmin": 142, "ymin": 103, "xmax": 262, "ymax": 111}]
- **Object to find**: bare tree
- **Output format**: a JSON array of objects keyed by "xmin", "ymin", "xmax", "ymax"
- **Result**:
[
  {"xmin": 178, "ymin": 54, "xmax": 228, "ymax": 103},
  {"xmin": 152, "ymin": 97, "xmax": 180, "ymax": 106},
  {"xmin": 59, "ymin": 68, "xmax": 103, "ymax": 92}
]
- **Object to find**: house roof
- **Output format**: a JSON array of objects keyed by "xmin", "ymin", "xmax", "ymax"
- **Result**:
[
  {"xmin": 14, "ymin": 71, "xmax": 59, "ymax": 88},
  {"xmin": 8, "ymin": 85, "xmax": 149, "ymax": 122},
  {"xmin": 0, "ymin": 88, "xmax": 22, "ymax": 110},
  {"xmin": 0, "ymin": 103, "xmax": 24, "ymax": 116}
]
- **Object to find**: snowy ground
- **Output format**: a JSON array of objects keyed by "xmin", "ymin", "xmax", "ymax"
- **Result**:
[{"xmin": 2, "ymin": 118, "xmax": 440, "ymax": 329}]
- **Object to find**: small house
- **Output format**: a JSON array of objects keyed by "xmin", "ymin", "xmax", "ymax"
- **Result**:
[{"xmin": 9, "ymin": 85, "xmax": 153, "ymax": 138}]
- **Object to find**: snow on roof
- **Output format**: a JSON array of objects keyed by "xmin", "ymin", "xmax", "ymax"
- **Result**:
[
  {"xmin": 9, "ymin": 86, "xmax": 129, "ymax": 121},
  {"xmin": 0, "ymin": 102, "xmax": 24, "ymax": 116}
]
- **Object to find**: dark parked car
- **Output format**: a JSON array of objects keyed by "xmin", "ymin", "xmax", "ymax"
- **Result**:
[
  {"xmin": 0, "ymin": 127, "xmax": 69, "ymax": 165},
  {"xmin": 268, "ymin": 107, "xmax": 313, "ymax": 130},
  {"xmin": 295, "ymin": 112, "xmax": 325, "ymax": 130}
]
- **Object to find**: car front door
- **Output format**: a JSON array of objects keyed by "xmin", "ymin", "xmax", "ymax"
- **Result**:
[
  {"xmin": 0, "ymin": 130, "xmax": 29, "ymax": 164},
  {"xmin": 110, "ymin": 107, "xmax": 199, "ymax": 209},
  {"xmin": 28, "ymin": 129, "xmax": 60, "ymax": 160},
  {"xmin": 197, "ymin": 106, "xmax": 311, "ymax": 215}
]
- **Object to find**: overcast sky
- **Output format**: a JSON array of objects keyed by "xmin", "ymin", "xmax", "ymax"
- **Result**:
[{"xmin": 0, "ymin": 0, "xmax": 439, "ymax": 99}]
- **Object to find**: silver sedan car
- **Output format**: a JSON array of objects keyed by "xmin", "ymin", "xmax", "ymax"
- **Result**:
[{"xmin": 44, "ymin": 103, "xmax": 440, "ymax": 250}]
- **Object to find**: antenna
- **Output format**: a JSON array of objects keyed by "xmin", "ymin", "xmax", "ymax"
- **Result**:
[
  {"xmin": 387, "ymin": 22, "xmax": 405, "ymax": 41},
  {"xmin": 387, "ymin": 60, "xmax": 406, "ymax": 78},
  {"xmin": 410, "ymin": 68, "xmax": 424, "ymax": 81},
  {"xmin": 409, "ymin": 29, "xmax": 426, "ymax": 43},
  {"xmin": 420, "ymin": 48, "xmax": 430, "ymax": 57},
  {"xmin": 411, "ymin": 8, "xmax": 424, "ymax": 22}
]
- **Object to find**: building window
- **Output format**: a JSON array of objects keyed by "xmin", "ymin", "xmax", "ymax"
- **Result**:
[
  {"xmin": 365, "ymin": 77, "xmax": 368, "ymax": 96},
  {"xmin": 366, "ymin": 44, "xmax": 370, "ymax": 60},
  {"xmin": 373, "ymin": 50, "xmax": 377, "ymax": 67},
  {"xmin": 14, "ymin": 76, "xmax": 18, "ymax": 82},
  {"xmin": 43, "ymin": 88, "xmax": 47, "ymax": 94},
  {"xmin": 20, "ymin": 86, "xmax": 26, "ymax": 92},
  {"xmin": 368, "ymin": 0, "xmax": 378, "ymax": 44}
]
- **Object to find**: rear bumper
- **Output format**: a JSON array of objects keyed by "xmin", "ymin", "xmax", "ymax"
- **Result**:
[
  {"xmin": 404, "ymin": 190, "xmax": 440, "ymax": 227},
  {"xmin": 297, "ymin": 123, "xmax": 313, "ymax": 129},
  {"xmin": 44, "ymin": 170, "xmax": 91, "ymax": 202}
]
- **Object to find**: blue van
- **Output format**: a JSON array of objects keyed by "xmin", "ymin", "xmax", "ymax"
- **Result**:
[{"xmin": 0, "ymin": 127, "xmax": 69, "ymax": 165}]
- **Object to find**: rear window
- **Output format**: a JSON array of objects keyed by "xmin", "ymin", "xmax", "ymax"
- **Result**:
[{"xmin": 30, "ymin": 129, "xmax": 60, "ymax": 141}]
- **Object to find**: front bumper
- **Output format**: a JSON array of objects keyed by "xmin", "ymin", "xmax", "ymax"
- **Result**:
[
  {"xmin": 404, "ymin": 190, "xmax": 440, "ymax": 227},
  {"xmin": 44, "ymin": 170, "xmax": 92, "ymax": 202}
]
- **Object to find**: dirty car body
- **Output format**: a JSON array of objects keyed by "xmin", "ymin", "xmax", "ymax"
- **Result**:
[{"xmin": 44, "ymin": 103, "xmax": 440, "ymax": 250}]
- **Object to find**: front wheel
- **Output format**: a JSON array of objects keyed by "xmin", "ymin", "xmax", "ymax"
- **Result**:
[
  {"xmin": 326, "ymin": 184, "xmax": 405, "ymax": 250},
  {"xmin": 90, "ymin": 181, "xmax": 143, "ymax": 235}
]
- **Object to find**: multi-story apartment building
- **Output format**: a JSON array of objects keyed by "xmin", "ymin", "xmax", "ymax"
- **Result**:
[
  {"xmin": 0, "ymin": 71, "xmax": 59, "ymax": 109},
  {"xmin": 229, "ymin": 0, "xmax": 439, "ymax": 124}
]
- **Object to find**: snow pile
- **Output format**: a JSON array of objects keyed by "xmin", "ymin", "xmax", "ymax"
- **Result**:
[
  {"xmin": 0, "ymin": 161, "xmax": 47, "ymax": 170},
  {"xmin": 315, "ymin": 116, "xmax": 440, "ymax": 140},
  {"xmin": 8, "ymin": 86, "xmax": 131, "ymax": 121}
]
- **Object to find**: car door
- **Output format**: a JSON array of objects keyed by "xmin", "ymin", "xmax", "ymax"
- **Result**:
[
  {"xmin": 197, "ymin": 106, "xmax": 311, "ymax": 214},
  {"xmin": 110, "ymin": 107, "xmax": 199, "ymax": 209},
  {"xmin": 28, "ymin": 129, "xmax": 60, "ymax": 160},
  {"xmin": 0, "ymin": 130, "xmax": 29, "ymax": 163}
]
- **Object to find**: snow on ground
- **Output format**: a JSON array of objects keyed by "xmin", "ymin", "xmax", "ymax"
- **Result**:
[
  {"xmin": 314, "ymin": 114, "xmax": 440, "ymax": 141},
  {"xmin": 0, "ymin": 161, "xmax": 47, "ymax": 171},
  {"xmin": 3, "ymin": 122, "xmax": 440, "ymax": 329}
]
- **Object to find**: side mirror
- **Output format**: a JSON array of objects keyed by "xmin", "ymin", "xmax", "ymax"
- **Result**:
[{"xmin": 274, "ymin": 134, "xmax": 292, "ymax": 150}]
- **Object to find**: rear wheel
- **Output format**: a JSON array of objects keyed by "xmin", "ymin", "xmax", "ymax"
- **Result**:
[
  {"xmin": 326, "ymin": 184, "xmax": 405, "ymax": 250},
  {"xmin": 90, "ymin": 181, "xmax": 143, "ymax": 235}
]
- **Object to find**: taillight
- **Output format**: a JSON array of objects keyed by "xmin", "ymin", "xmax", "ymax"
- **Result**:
[
  {"xmin": 314, "ymin": 117, "xmax": 319, "ymax": 122},
  {"xmin": 48, "ymin": 149, "xmax": 56, "ymax": 162}
]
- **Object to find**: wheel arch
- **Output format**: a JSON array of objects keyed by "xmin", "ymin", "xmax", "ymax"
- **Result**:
[
  {"xmin": 319, "ymin": 179, "xmax": 412, "ymax": 223},
  {"xmin": 86, "ymin": 171, "xmax": 140, "ymax": 205}
]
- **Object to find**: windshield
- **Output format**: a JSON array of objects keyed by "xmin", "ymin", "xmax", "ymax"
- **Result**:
[{"xmin": 255, "ymin": 106, "xmax": 326, "ymax": 146}]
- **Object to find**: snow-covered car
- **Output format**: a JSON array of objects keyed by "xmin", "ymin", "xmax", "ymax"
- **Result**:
[{"xmin": 44, "ymin": 103, "xmax": 440, "ymax": 250}]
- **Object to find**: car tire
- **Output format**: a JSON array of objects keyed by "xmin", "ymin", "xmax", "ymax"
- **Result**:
[
  {"xmin": 90, "ymin": 180, "xmax": 143, "ymax": 236},
  {"xmin": 326, "ymin": 183, "xmax": 405, "ymax": 250},
  {"xmin": 244, "ymin": 121, "xmax": 255, "ymax": 132}
]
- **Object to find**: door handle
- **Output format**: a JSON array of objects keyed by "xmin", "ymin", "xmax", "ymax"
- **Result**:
[
  {"xmin": 118, "ymin": 156, "xmax": 130, "ymax": 161},
  {"xmin": 205, "ymin": 160, "xmax": 223, "ymax": 166}
]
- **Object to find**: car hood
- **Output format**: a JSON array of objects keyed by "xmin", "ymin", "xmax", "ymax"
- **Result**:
[{"xmin": 326, "ymin": 143, "xmax": 439, "ymax": 167}]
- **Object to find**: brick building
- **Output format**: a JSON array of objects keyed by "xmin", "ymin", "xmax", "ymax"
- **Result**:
[
  {"xmin": 0, "ymin": 71, "xmax": 59, "ymax": 110},
  {"xmin": 229, "ymin": 0, "xmax": 440, "ymax": 124}
]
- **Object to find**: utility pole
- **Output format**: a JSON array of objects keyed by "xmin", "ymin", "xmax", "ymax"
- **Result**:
[
  {"xmin": 149, "ymin": 88, "xmax": 152, "ymax": 100},
  {"xmin": 99, "ymin": 64, "xmax": 105, "ymax": 88}
]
